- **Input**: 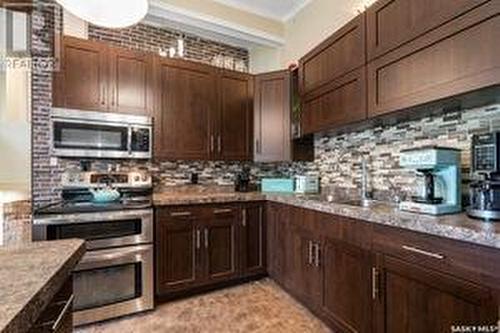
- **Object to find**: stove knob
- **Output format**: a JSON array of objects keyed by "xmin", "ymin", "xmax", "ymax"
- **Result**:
[{"xmin": 134, "ymin": 175, "xmax": 141, "ymax": 182}]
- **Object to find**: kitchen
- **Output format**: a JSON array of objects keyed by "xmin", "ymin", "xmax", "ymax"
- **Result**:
[{"xmin": 1, "ymin": 0, "xmax": 500, "ymax": 332}]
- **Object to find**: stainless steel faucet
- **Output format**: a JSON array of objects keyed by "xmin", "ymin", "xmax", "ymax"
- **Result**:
[{"xmin": 361, "ymin": 157, "xmax": 371, "ymax": 206}]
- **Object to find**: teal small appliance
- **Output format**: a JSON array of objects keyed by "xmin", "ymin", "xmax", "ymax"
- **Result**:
[{"xmin": 399, "ymin": 146, "xmax": 462, "ymax": 215}]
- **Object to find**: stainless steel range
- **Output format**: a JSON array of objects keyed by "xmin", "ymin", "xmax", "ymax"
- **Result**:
[{"xmin": 34, "ymin": 170, "xmax": 154, "ymax": 326}]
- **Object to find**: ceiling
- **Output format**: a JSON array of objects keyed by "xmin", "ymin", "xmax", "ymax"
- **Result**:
[{"xmin": 211, "ymin": 0, "xmax": 313, "ymax": 21}]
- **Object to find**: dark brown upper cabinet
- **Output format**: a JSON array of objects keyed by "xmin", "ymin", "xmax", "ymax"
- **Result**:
[
  {"xmin": 366, "ymin": 0, "xmax": 490, "ymax": 61},
  {"xmin": 302, "ymin": 68, "xmax": 367, "ymax": 135},
  {"xmin": 54, "ymin": 36, "xmax": 153, "ymax": 116},
  {"xmin": 217, "ymin": 70, "xmax": 254, "ymax": 161},
  {"xmin": 298, "ymin": 14, "xmax": 367, "ymax": 135},
  {"xmin": 154, "ymin": 58, "xmax": 216, "ymax": 161},
  {"xmin": 154, "ymin": 62, "xmax": 253, "ymax": 162},
  {"xmin": 254, "ymin": 70, "xmax": 292, "ymax": 162},
  {"xmin": 54, "ymin": 36, "xmax": 109, "ymax": 112},
  {"xmin": 367, "ymin": 0, "xmax": 500, "ymax": 118},
  {"xmin": 299, "ymin": 13, "xmax": 366, "ymax": 96},
  {"xmin": 108, "ymin": 47, "xmax": 154, "ymax": 116},
  {"xmin": 254, "ymin": 70, "xmax": 315, "ymax": 162}
]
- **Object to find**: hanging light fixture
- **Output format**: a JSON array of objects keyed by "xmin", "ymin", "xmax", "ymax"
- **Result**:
[{"xmin": 56, "ymin": 0, "xmax": 149, "ymax": 29}]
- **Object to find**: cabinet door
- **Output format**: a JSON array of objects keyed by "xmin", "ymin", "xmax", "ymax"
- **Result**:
[
  {"xmin": 302, "ymin": 68, "xmax": 366, "ymax": 135},
  {"xmin": 266, "ymin": 203, "xmax": 288, "ymax": 284},
  {"xmin": 205, "ymin": 206, "xmax": 239, "ymax": 282},
  {"xmin": 284, "ymin": 208, "xmax": 322, "ymax": 307},
  {"xmin": 367, "ymin": 1, "xmax": 500, "ymax": 118},
  {"xmin": 374, "ymin": 256, "xmax": 498, "ymax": 333},
  {"xmin": 366, "ymin": 0, "xmax": 489, "ymax": 60},
  {"xmin": 240, "ymin": 203, "xmax": 266, "ymax": 277},
  {"xmin": 254, "ymin": 71, "xmax": 291, "ymax": 162},
  {"xmin": 54, "ymin": 36, "xmax": 108, "ymax": 111},
  {"xmin": 155, "ymin": 60, "xmax": 216, "ymax": 160},
  {"xmin": 322, "ymin": 239, "xmax": 373, "ymax": 333},
  {"xmin": 299, "ymin": 13, "xmax": 366, "ymax": 95},
  {"xmin": 155, "ymin": 208, "xmax": 202, "ymax": 295},
  {"xmin": 108, "ymin": 47, "xmax": 153, "ymax": 115},
  {"xmin": 217, "ymin": 71, "xmax": 253, "ymax": 161}
]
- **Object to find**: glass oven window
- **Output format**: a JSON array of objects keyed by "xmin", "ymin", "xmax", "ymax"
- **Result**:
[
  {"xmin": 47, "ymin": 219, "xmax": 142, "ymax": 241},
  {"xmin": 73, "ymin": 263, "xmax": 142, "ymax": 311},
  {"xmin": 53, "ymin": 122, "xmax": 128, "ymax": 151}
]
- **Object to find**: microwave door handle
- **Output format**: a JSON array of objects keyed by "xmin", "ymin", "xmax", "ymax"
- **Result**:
[{"xmin": 127, "ymin": 126, "xmax": 132, "ymax": 156}]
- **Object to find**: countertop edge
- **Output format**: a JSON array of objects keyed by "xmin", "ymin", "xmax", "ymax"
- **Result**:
[{"xmin": 2, "ymin": 240, "xmax": 85, "ymax": 333}]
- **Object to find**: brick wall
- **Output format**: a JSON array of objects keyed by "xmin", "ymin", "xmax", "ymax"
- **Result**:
[{"xmin": 88, "ymin": 24, "xmax": 249, "ymax": 72}]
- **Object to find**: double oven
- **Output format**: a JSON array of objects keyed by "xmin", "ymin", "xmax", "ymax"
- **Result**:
[{"xmin": 33, "ymin": 208, "xmax": 154, "ymax": 326}]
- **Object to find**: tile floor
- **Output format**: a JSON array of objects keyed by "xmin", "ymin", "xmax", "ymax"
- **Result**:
[{"xmin": 76, "ymin": 278, "xmax": 332, "ymax": 333}]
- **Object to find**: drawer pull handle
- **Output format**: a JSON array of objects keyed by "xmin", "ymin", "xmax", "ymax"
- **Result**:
[
  {"xmin": 402, "ymin": 245, "xmax": 445, "ymax": 260},
  {"xmin": 372, "ymin": 268, "xmax": 379, "ymax": 300},
  {"xmin": 52, "ymin": 294, "xmax": 74, "ymax": 331},
  {"xmin": 170, "ymin": 212, "xmax": 192, "ymax": 217},
  {"xmin": 196, "ymin": 229, "xmax": 201, "ymax": 249},
  {"xmin": 314, "ymin": 243, "xmax": 320, "ymax": 267},
  {"xmin": 242, "ymin": 209, "xmax": 247, "ymax": 227},
  {"xmin": 214, "ymin": 208, "xmax": 232, "ymax": 214}
]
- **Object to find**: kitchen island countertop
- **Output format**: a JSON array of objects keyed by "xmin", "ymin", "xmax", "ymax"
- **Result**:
[{"xmin": 0, "ymin": 239, "xmax": 85, "ymax": 333}]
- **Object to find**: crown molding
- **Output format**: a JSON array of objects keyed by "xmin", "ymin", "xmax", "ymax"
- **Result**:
[{"xmin": 145, "ymin": 1, "xmax": 285, "ymax": 48}]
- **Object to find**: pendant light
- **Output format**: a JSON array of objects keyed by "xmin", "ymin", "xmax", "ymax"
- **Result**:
[{"xmin": 56, "ymin": 0, "xmax": 149, "ymax": 29}]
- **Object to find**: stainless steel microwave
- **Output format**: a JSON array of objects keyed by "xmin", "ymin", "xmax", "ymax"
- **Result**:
[{"xmin": 51, "ymin": 108, "xmax": 152, "ymax": 159}]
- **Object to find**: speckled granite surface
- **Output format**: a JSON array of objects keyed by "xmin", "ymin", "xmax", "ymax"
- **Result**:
[
  {"xmin": 0, "ymin": 239, "xmax": 85, "ymax": 333},
  {"xmin": 153, "ymin": 187, "xmax": 500, "ymax": 249},
  {"xmin": 153, "ymin": 185, "xmax": 266, "ymax": 206}
]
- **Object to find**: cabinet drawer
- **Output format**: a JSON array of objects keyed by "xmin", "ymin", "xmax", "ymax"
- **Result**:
[
  {"xmin": 367, "ymin": 1, "xmax": 500, "ymax": 118},
  {"xmin": 372, "ymin": 225, "xmax": 500, "ymax": 291},
  {"xmin": 366, "ymin": 0, "xmax": 489, "ymax": 60},
  {"xmin": 302, "ymin": 68, "xmax": 366, "ymax": 134},
  {"xmin": 299, "ymin": 14, "xmax": 366, "ymax": 95},
  {"xmin": 319, "ymin": 213, "xmax": 372, "ymax": 250}
]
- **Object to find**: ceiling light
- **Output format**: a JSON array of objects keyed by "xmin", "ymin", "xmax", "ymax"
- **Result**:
[{"xmin": 56, "ymin": 0, "xmax": 149, "ymax": 29}]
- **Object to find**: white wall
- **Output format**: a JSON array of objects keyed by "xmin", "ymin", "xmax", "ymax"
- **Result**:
[{"xmin": 249, "ymin": 46, "xmax": 281, "ymax": 74}]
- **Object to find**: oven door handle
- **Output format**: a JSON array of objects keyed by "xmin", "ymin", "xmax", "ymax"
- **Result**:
[{"xmin": 76, "ymin": 244, "xmax": 153, "ymax": 271}]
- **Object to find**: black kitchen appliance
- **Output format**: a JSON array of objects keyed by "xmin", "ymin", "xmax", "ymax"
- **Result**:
[
  {"xmin": 235, "ymin": 167, "xmax": 251, "ymax": 192},
  {"xmin": 467, "ymin": 132, "xmax": 500, "ymax": 221}
]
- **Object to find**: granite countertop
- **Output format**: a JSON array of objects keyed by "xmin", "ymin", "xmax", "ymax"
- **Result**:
[
  {"xmin": 153, "ymin": 185, "xmax": 266, "ymax": 206},
  {"xmin": 0, "ymin": 239, "xmax": 85, "ymax": 333},
  {"xmin": 153, "ymin": 187, "xmax": 500, "ymax": 250}
]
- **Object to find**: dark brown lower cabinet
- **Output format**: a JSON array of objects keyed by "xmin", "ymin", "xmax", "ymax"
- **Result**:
[
  {"xmin": 284, "ymin": 208, "xmax": 322, "ymax": 308},
  {"xmin": 322, "ymin": 239, "xmax": 373, "ymax": 333},
  {"xmin": 373, "ymin": 255, "xmax": 498, "ymax": 333},
  {"xmin": 240, "ymin": 203, "xmax": 266, "ymax": 277},
  {"xmin": 156, "ymin": 203, "xmax": 265, "ymax": 297},
  {"xmin": 266, "ymin": 202, "xmax": 287, "ymax": 282},
  {"xmin": 266, "ymin": 202, "xmax": 500, "ymax": 333},
  {"xmin": 156, "ymin": 207, "xmax": 200, "ymax": 294},
  {"xmin": 206, "ymin": 206, "xmax": 239, "ymax": 283}
]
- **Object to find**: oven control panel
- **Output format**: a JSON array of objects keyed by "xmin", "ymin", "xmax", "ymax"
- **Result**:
[{"xmin": 62, "ymin": 171, "xmax": 152, "ymax": 189}]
